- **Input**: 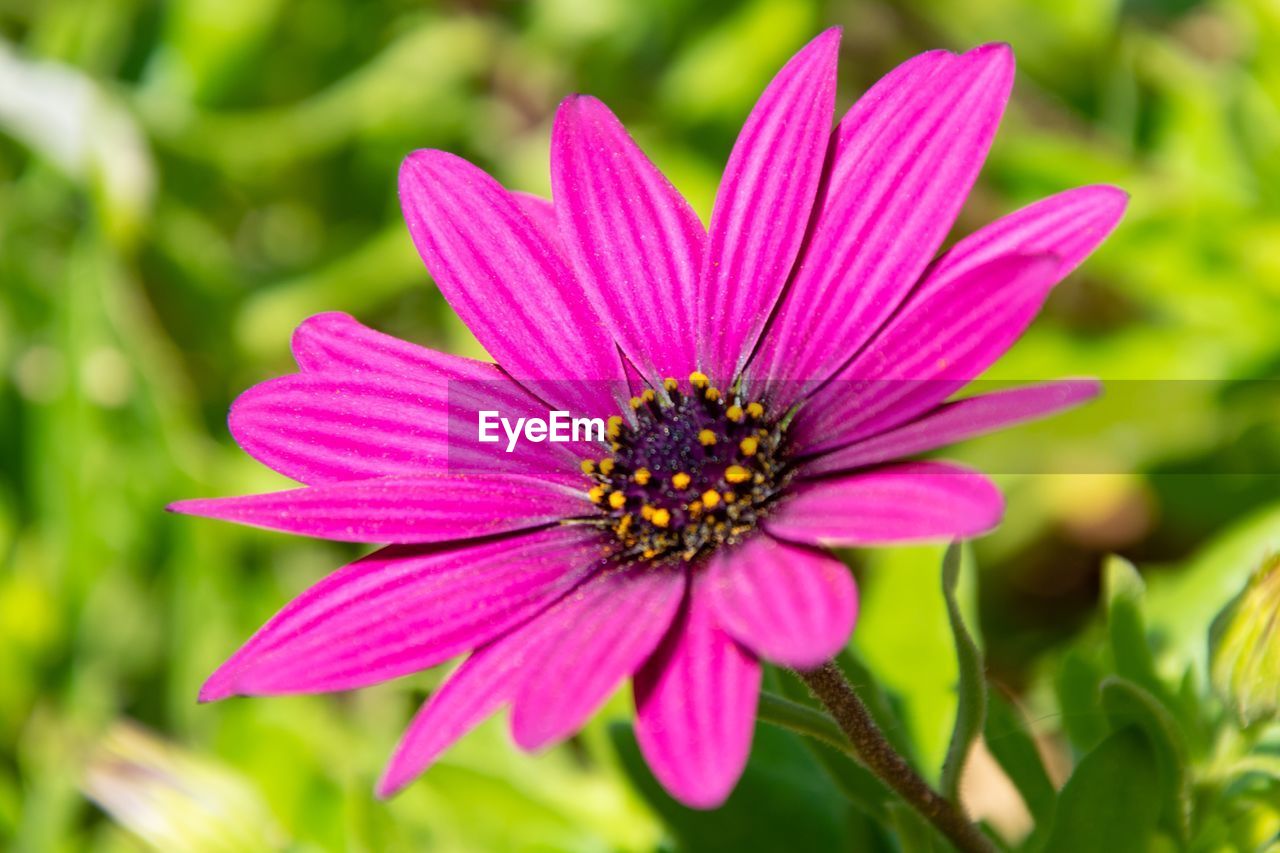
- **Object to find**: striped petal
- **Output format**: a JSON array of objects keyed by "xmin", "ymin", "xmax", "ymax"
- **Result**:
[
  {"xmin": 794, "ymin": 252, "xmax": 1060, "ymax": 454},
  {"xmin": 765, "ymin": 462, "xmax": 1003, "ymax": 546},
  {"xmin": 747, "ymin": 45, "xmax": 1014, "ymax": 403},
  {"xmin": 167, "ymin": 473, "xmax": 587, "ymax": 544},
  {"xmin": 399, "ymin": 150, "xmax": 627, "ymax": 416},
  {"xmin": 291, "ymin": 311, "xmax": 495, "ymax": 382},
  {"xmin": 552, "ymin": 95, "xmax": 704, "ymax": 381},
  {"xmin": 229, "ymin": 371, "xmax": 586, "ymax": 486},
  {"xmin": 511, "ymin": 565, "xmax": 686, "ymax": 750},
  {"xmin": 201, "ymin": 524, "xmax": 607, "ymax": 701},
  {"xmin": 706, "ymin": 534, "xmax": 857, "ymax": 669},
  {"xmin": 696, "ymin": 28, "xmax": 840, "ymax": 386},
  {"xmin": 634, "ymin": 573, "xmax": 760, "ymax": 809},
  {"xmin": 804, "ymin": 379, "xmax": 1100, "ymax": 476}
]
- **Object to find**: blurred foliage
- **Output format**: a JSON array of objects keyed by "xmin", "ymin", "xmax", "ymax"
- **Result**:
[{"xmin": 2, "ymin": 0, "xmax": 1280, "ymax": 850}]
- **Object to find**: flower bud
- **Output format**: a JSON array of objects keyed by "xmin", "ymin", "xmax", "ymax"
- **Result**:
[{"xmin": 1210, "ymin": 554, "xmax": 1280, "ymax": 726}]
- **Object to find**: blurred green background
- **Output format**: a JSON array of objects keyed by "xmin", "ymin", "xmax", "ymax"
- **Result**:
[{"xmin": 2, "ymin": 0, "xmax": 1280, "ymax": 849}]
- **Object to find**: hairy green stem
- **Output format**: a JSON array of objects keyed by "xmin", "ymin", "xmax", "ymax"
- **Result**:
[{"xmin": 796, "ymin": 662, "xmax": 995, "ymax": 853}]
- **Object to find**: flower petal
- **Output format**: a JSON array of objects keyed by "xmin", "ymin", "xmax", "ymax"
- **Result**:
[
  {"xmin": 747, "ymin": 45, "xmax": 1014, "ymax": 403},
  {"xmin": 291, "ymin": 311, "xmax": 495, "ymax": 382},
  {"xmin": 765, "ymin": 461, "xmax": 1003, "ymax": 546},
  {"xmin": 697, "ymin": 28, "xmax": 840, "ymax": 385},
  {"xmin": 510, "ymin": 564, "xmax": 686, "ymax": 750},
  {"xmin": 634, "ymin": 573, "xmax": 761, "ymax": 809},
  {"xmin": 375, "ymin": 594, "xmax": 578, "ymax": 798},
  {"xmin": 200, "ymin": 525, "xmax": 607, "ymax": 701},
  {"xmin": 168, "ymin": 473, "xmax": 587, "ymax": 544},
  {"xmin": 552, "ymin": 95, "xmax": 704, "ymax": 381},
  {"xmin": 706, "ymin": 534, "xmax": 856, "ymax": 669},
  {"xmin": 804, "ymin": 379, "xmax": 1100, "ymax": 476},
  {"xmin": 229, "ymin": 371, "xmax": 586, "ymax": 486},
  {"xmin": 399, "ymin": 150, "xmax": 627, "ymax": 416},
  {"xmin": 794, "ymin": 252, "xmax": 1060, "ymax": 454}
]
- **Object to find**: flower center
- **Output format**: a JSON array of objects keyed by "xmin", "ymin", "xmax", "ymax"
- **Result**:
[{"xmin": 578, "ymin": 372, "xmax": 791, "ymax": 562}]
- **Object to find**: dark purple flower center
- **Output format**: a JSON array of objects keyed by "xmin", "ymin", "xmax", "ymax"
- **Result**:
[{"xmin": 577, "ymin": 372, "xmax": 791, "ymax": 562}]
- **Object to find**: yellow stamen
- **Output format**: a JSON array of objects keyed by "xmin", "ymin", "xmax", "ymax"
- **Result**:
[
  {"xmin": 739, "ymin": 436, "xmax": 759, "ymax": 456},
  {"xmin": 641, "ymin": 388, "xmax": 656, "ymax": 403},
  {"xmin": 672, "ymin": 472, "xmax": 692, "ymax": 490},
  {"xmin": 723, "ymin": 490, "xmax": 736, "ymax": 503},
  {"xmin": 705, "ymin": 387, "xmax": 721, "ymax": 402},
  {"xmin": 606, "ymin": 415, "xmax": 623, "ymax": 438},
  {"xmin": 640, "ymin": 504, "xmax": 655, "ymax": 520},
  {"xmin": 663, "ymin": 377, "xmax": 679, "ymax": 392},
  {"xmin": 616, "ymin": 514, "xmax": 633, "ymax": 536},
  {"xmin": 642, "ymin": 548, "xmax": 657, "ymax": 559},
  {"xmin": 701, "ymin": 490, "xmax": 721, "ymax": 509},
  {"xmin": 689, "ymin": 371, "xmax": 709, "ymax": 389},
  {"xmin": 698, "ymin": 429, "xmax": 717, "ymax": 446},
  {"xmin": 609, "ymin": 491, "xmax": 627, "ymax": 509},
  {"xmin": 725, "ymin": 465, "xmax": 751, "ymax": 484},
  {"xmin": 651, "ymin": 508, "xmax": 671, "ymax": 528},
  {"xmin": 634, "ymin": 467, "xmax": 652, "ymax": 485},
  {"xmin": 598, "ymin": 458, "xmax": 615, "ymax": 476},
  {"xmin": 580, "ymin": 459, "xmax": 596, "ymax": 475},
  {"xmin": 588, "ymin": 486, "xmax": 605, "ymax": 504},
  {"xmin": 629, "ymin": 396, "xmax": 643, "ymax": 409},
  {"xmin": 725, "ymin": 404, "xmax": 744, "ymax": 422},
  {"xmin": 688, "ymin": 500, "xmax": 703, "ymax": 515},
  {"xmin": 746, "ymin": 402, "xmax": 765, "ymax": 419}
]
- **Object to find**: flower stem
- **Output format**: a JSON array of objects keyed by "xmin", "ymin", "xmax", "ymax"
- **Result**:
[{"xmin": 796, "ymin": 662, "xmax": 995, "ymax": 853}]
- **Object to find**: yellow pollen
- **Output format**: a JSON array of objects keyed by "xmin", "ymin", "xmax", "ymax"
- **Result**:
[
  {"xmin": 642, "ymin": 548, "xmax": 657, "ymax": 559},
  {"xmin": 739, "ymin": 436, "xmax": 759, "ymax": 456},
  {"xmin": 641, "ymin": 389, "xmax": 656, "ymax": 403},
  {"xmin": 606, "ymin": 415, "xmax": 623, "ymax": 437},
  {"xmin": 702, "ymin": 490, "xmax": 721, "ymax": 509},
  {"xmin": 580, "ymin": 459, "xmax": 596, "ymax": 475},
  {"xmin": 705, "ymin": 387, "xmax": 722, "ymax": 402},
  {"xmin": 634, "ymin": 467, "xmax": 652, "ymax": 485},
  {"xmin": 723, "ymin": 491, "xmax": 736, "ymax": 503},
  {"xmin": 640, "ymin": 504, "xmax": 655, "ymax": 520},
  {"xmin": 672, "ymin": 472, "xmax": 692, "ymax": 490},
  {"xmin": 598, "ymin": 458, "xmax": 615, "ymax": 476},
  {"xmin": 663, "ymin": 377, "xmax": 679, "ymax": 392},
  {"xmin": 629, "ymin": 396, "xmax": 643, "ymax": 409},
  {"xmin": 725, "ymin": 404, "xmax": 744, "ymax": 422},
  {"xmin": 746, "ymin": 402, "xmax": 765, "ymax": 419},
  {"xmin": 616, "ymin": 514, "xmax": 633, "ymax": 536},
  {"xmin": 698, "ymin": 429, "xmax": 717, "ymax": 446},
  {"xmin": 725, "ymin": 465, "xmax": 751, "ymax": 484},
  {"xmin": 689, "ymin": 371, "xmax": 709, "ymax": 389},
  {"xmin": 609, "ymin": 491, "xmax": 627, "ymax": 509},
  {"xmin": 688, "ymin": 500, "xmax": 703, "ymax": 515},
  {"xmin": 651, "ymin": 508, "xmax": 672, "ymax": 528},
  {"xmin": 588, "ymin": 486, "xmax": 605, "ymax": 504}
]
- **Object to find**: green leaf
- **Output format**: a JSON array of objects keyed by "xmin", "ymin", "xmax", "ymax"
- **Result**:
[
  {"xmin": 1104, "ymin": 555, "xmax": 1163, "ymax": 696},
  {"xmin": 940, "ymin": 543, "xmax": 987, "ymax": 802},
  {"xmin": 1040, "ymin": 727, "xmax": 1162, "ymax": 853},
  {"xmin": 983, "ymin": 689, "xmax": 1055, "ymax": 827},
  {"xmin": 1099, "ymin": 677, "xmax": 1192, "ymax": 843},
  {"xmin": 609, "ymin": 722, "xmax": 854, "ymax": 852}
]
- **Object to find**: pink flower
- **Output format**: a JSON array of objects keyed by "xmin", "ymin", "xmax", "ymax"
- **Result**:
[{"xmin": 172, "ymin": 29, "xmax": 1124, "ymax": 809}]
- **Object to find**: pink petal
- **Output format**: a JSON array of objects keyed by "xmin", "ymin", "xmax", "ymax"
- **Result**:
[
  {"xmin": 634, "ymin": 572, "xmax": 761, "ymax": 809},
  {"xmin": 167, "ymin": 473, "xmax": 587, "ymax": 544},
  {"xmin": 230, "ymin": 370, "xmax": 589, "ymax": 486},
  {"xmin": 291, "ymin": 311, "xmax": 495, "ymax": 382},
  {"xmin": 696, "ymin": 28, "xmax": 840, "ymax": 386},
  {"xmin": 201, "ymin": 524, "xmax": 607, "ymax": 701},
  {"xmin": 552, "ymin": 96, "xmax": 704, "ymax": 381},
  {"xmin": 765, "ymin": 461, "xmax": 1004, "ymax": 546},
  {"xmin": 399, "ymin": 150, "xmax": 627, "ymax": 416},
  {"xmin": 376, "ymin": 596, "xmax": 578, "ymax": 798},
  {"xmin": 509, "ymin": 192, "xmax": 562, "ymax": 250},
  {"xmin": 706, "ymin": 534, "xmax": 857, "ymax": 669},
  {"xmin": 511, "ymin": 564, "xmax": 686, "ymax": 750},
  {"xmin": 804, "ymin": 379, "xmax": 1100, "ymax": 476},
  {"xmin": 747, "ymin": 45, "xmax": 1014, "ymax": 403},
  {"xmin": 794, "ymin": 252, "xmax": 1060, "ymax": 454}
]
